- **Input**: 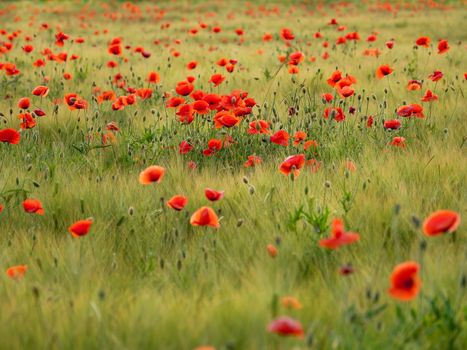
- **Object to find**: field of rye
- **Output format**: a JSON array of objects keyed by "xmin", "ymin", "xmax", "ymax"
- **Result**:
[{"xmin": 0, "ymin": 1, "xmax": 466, "ymax": 349}]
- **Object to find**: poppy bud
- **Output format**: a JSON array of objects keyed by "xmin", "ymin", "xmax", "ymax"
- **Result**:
[
  {"xmin": 411, "ymin": 215, "xmax": 421, "ymax": 228},
  {"xmin": 419, "ymin": 240, "xmax": 427, "ymax": 252},
  {"xmin": 32, "ymin": 286, "xmax": 40, "ymax": 299},
  {"xmin": 393, "ymin": 204, "xmax": 400, "ymax": 215},
  {"xmin": 128, "ymin": 207, "xmax": 135, "ymax": 216}
]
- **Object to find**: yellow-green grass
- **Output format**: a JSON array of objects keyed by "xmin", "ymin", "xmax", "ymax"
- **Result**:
[{"xmin": 0, "ymin": 1, "xmax": 466, "ymax": 349}]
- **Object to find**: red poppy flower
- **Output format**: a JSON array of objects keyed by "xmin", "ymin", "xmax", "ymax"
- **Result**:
[
  {"xmin": 319, "ymin": 219, "xmax": 360, "ymax": 249},
  {"xmin": 69, "ymin": 219, "xmax": 93, "ymax": 237},
  {"xmin": 421, "ymin": 90, "xmax": 438, "ymax": 102},
  {"xmin": 205, "ymin": 188, "xmax": 224, "ymax": 202},
  {"xmin": 267, "ymin": 316, "xmax": 304, "ymax": 338},
  {"xmin": 279, "ymin": 154, "xmax": 305, "ymax": 177},
  {"xmin": 415, "ymin": 36, "xmax": 430, "ymax": 47},
  {"xmin": 175, "ymin": 81, "xmax": 194, "ymax": 96},
  {"xmin": 108, "ymin": 44, "xmax": 122, "ymax": 55},
  {"xmin": 32, "ymin": 85, "xmax": 49, "ymax": 97},
  {"xmin": 384, "ymin": 119, "xmax": 401, "ymax": 130},
  {"xmin": 266, "ymin": 244, "xmax": 278, "ymax": 257},
  {"xmin": 18, "ymin": 97, "xmax": 30, "ymax": 109},
  {"xmin": 396, "ymin": 104, "xmax": 424, "ymax": 118},
  {"xmin": 293, "ymin": 131, "xmax": 307, "ymax": 146},
  {"xmin": 390, "ymin": 136, "xmax": 406, "ymax": 148},
  {"xmin": 167, "ymin": 195, "xmax": 188, "ymax": 211},
  {"xmin": 179, "ymin": 140, "xmax": 193, "ymax": 154},
  {"xmin": 176, "ymin": 104, "xmax": 195, "ymax": 124},
  {"xmin": 327, "ymin": 70, "xmax": 342, "ymax": 87},
  {"xmin": 324, "ymin": 107, "xmax": 345, "ymax": 122},
  {"xmin": 244, "ymin": 155, "xmax": 262, "ymax": 167},
  {"xmin": 337, "ymin": 85, "xmax": 354, "ymax": 98},
  {"xmin": 147, "ymin": 71, "xmax": 160, "ymax": 83},
  {"xmin": 437, "ymin": 40, "xmax": 449, "ymax": 54},
  {"xmin": 209, "ymin": 73, "xmax": 225, "ymax": 87},
  {"xmin": 0, "ymin": 128, "xmax": 20, "ymax": 144},
  {"xmin": 388, "ymin": 261, "xmax": 421, "ymax": 301},
  {"xmin": 203, "ymin": 139, "xmax": 222, "ymax": 156},
  {"xmin": 213, "ymin": 111, "xmax": 241, "ymax": 128},
  {"xmin": 407, "ymin": 80, "xmax": 422, "ymax": 91},
  {"xmin": 428, "ymin": 70, "xmax": 443, "ymax": 82},
  {"xmin": 288, "ymin": 51, "xmax": 304, "ymax": 66},
  {"xmin": 270, "ymin": 130, "xmax": 289, "ymax": 146},
  {"xmin": 187, "ymin": 61, "xmax": 198, "ymax": 70},
  {"xmin": 22, "ymin": 199, "xmax": 45, "ymax": 215},
  {"xmin": 19, "ymin": 112, "xmax": 36, "ymax": 129},
  {"xmin": 203, "ymin": 94, "xmax": 221, "ymax": 110},
  {"xmin": 193, "ymin": 100, "xmax": 210, "ymax": 114},
  {"xmin": 139, "ymin": 165, "xmax": 165, "ymax": 185},
  {"xmin": 376, "ymin": 64, "xmax": 393, "ymax": 79},
  {"xmin": 248, "ymin": 120, "xmax": 270, "ymax": 135},
  {"xmin": 422, "ymin": 210, "xmax": 460, "ymax": 236},
  {"xmin": 6, "ymin": 265, "xmax": 27, "ymax": 279},
  {"xmin": 190, "ymin": 206, "xmax": 220, "ymax": 228},
  {"xmin": 280, "ymin": 28, "xmax": 294, "ymax": 41}
]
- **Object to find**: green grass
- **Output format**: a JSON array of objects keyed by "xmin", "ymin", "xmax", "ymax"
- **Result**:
[{"xmin": 0, "ymin": 1, "xmax": 466, "ymax": 349}]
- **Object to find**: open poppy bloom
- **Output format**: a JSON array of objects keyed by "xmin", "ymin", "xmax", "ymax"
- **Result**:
[
  {"xmin": 319, "ymin": 219, "xmax": 360, "ymax": 249},
  {"xmin": 6, "ymin": 265, "xmax": 27, "ymax": 279},
  {"xmin": 167, "ymin": 195, "xmax": 188, "ymax": 211},
  {"xmin": 390, "ymin": 136, "xmax": 406, "ymax": 148},
  {"xmin": 205, "ymin": 188, "xmax": 224, "ymax": 201},
  {"xmin": 32, "ymin": 85, "xmax": 49, "ymax": 97},
  {"xmin": 190, "ymin": 206, "xmax": 220, "ymax": 228},
  {"xmin": 18, "ymin": 97, "xmax": 30, "ymax": 109},
  {"xmin": 437, "ymin": 39, "xmax": 449, "ymax": 54},
  {"xmin": 421, "ymin": 90, "xmax": 438, "ymax": 102},
  {"xmin": 209, "ymin": 73, "xmax": 225, "ymax": 86},
  {"xmin": 267, "ymin": 316, "xmax": 304, "ymax": 338},
  {"xmin": 213, "ymin": 111, "xmax": 241, "ymax": 128},
  {"xmin": 279, "ymin": 154, "xmax": 305, "ymax": 177},
  {"xmin": 270, "ymin": 130, "xmax": 289, "ymax": 146},
  {"xmin": 422, "ymin": 210, "xmax": 460, "ymax": 236},
  {"xmin": 384, "ymin": 119, "xmax": 401, "ymax": 130},
  {"xmin": 376, "ymin": 64, "xmax": 393, "ymax": 79},
  {"xmin": 415, "ymin": 36, "xmax": 430, "ymax": 47},
  {"xmin": 68, "ymin": 219, "xmax": 93, "ymax": 237},
  {"xmin": 139, "ymin": 165, "xmax": 165, "ymax": 185},
  {"xmin": 0, "ymin": 128, "xmax": 20, "ymax": 144},
  {"xmin": 396, "ymin": 104, "xmax": 424, "ymax": 118},
  {"xmin": 324, "ymin": 107, "xmax": 345, "ymax": 122},
  {"xmin": 388, "ymin": 261, "xmax": 421, "ymax": 301},
  {"xmin": 248, "ymin": 120, "xmax": 270, "ymax": 135},
  {"xmin": 22, "ymin": 199, "xmax": 45, "ymax": 215},
  {"xmin": 203, "ymin": 139, "xmax": 222, "ymax": 156},
  {"xmin": 428, "ymin": 70, "xmax": 443, "ymax": 82}
]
